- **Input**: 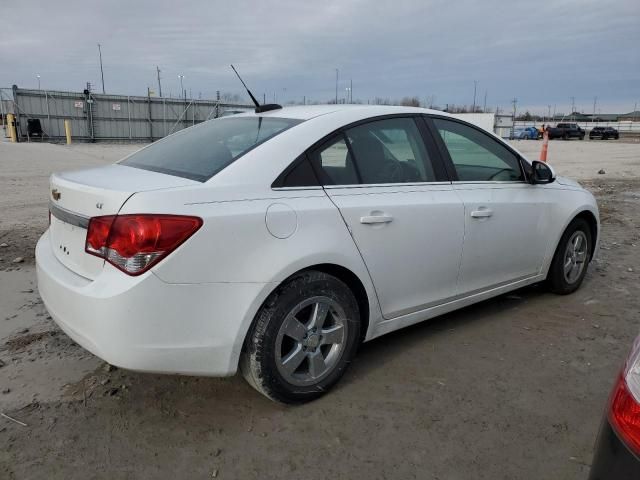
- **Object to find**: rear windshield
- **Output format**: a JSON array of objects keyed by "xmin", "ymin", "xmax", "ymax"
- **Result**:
[{"xmin": 120, "ymin": 116, "xmax": 302, "ymax": 181}]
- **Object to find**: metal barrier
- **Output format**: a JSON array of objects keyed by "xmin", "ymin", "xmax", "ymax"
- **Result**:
[{"xmin": 0, "ymin": 86, "xmax": 253, "ymax": 143}]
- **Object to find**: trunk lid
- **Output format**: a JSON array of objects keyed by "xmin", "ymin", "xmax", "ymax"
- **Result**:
[{"xmin": 48, "ymin": 164, "xmax": 198, "ymax": 279}]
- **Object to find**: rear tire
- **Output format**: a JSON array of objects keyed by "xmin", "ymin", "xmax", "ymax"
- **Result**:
[
  {"xmin": 240, "ymin": 271, "xmax": 361, "ymax": 403},
  {"xmin": 546, "ymin": 218, "xmax": 592, "ymax": 295}
]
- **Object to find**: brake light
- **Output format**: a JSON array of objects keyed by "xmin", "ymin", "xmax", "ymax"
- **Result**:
[
  {"xmin": 609, "ymin": 336, "xmax": 640, "ymax": 455},
  {"xmin": 85, "ymin": 214, "xmax": 202, "ymax": 275}
]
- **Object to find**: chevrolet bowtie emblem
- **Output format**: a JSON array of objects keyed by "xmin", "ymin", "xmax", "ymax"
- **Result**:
[{"xmin": 52, "ymin": 189, "xmax": 61, "ymax": 201}]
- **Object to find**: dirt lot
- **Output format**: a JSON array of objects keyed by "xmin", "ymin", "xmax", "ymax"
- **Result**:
[{"xmin": 1, "ymin": 138, "xmax": 639, "ymax": 479}]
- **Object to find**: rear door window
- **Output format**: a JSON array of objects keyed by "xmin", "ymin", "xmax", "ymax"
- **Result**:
[
  {"xmin": 345, "ymin": 117, "xmax": 436, "ymax": 184},
  {"xmin": 121, "ymin": 117, "xmax": 301, "ymax": 182}
]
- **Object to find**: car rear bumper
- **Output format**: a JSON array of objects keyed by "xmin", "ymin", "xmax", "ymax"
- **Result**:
[
  {"xmin": 589, "ymin": 419, "xmax": 640, "ymax": 480},
  {"xmin": 36, "ymin": 230, "xmax": 272, "ymax": 376}
]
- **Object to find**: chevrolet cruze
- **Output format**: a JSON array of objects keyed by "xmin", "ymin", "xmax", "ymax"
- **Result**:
[{"xmin": 36, "ymin": 105, "xmax": 599, "ymax": 403}]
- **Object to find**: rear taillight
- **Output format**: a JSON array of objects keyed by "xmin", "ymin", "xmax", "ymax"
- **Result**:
[
  {"xmin": 609, "ymin": 336, "xmax": 640, "ymax": 455},
  {"xmin": 85, "ymin": 214, "xmax": 202, "ymax": 275}
]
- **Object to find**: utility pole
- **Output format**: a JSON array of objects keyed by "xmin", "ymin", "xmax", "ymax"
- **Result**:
[
  {"xmin": 483, "ymin": 90, "xmax": 487, "ymax": 113},
  {"xmin": 350, "ymin": 78, "xmax": 353, "ymax": 103},
  {"xmin": 335, "ymin": 69, "xmax": 339, "ymax": 104},
  {"xmin": 156, "ymin": 66, "xmax": 162, "ymax": 97},
  {"xmin": 511, "ymin": 98, "xmax": 517, "ymax": 138},
  {"xmin": 472, "ymin": 80, "xmax": 478, "ymax": 112},
  {"xmin": 178, "ymin": 75, "xmax": 185, "ymax": 100},
  {"xmin": 97, "ymin": 43, "xmax": 105, "ymax": 93},
  {"xmin": 570, "ymin": 96, "xmax": 576, "ymax": 120}
]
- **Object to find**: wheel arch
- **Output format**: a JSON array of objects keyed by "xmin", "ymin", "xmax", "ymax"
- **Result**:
[
  {"xmin": 255, "ymin": 263, "xmax": 372, "ymax": 344},
  {"xmin": 295, "ymin": 263, "xmax": 371, "ymax": 343},
  {"xmin": 542, "ymin": 205, "xmax": 600, "ymax": 278},
  {"xmin": 573, "ymin": 210, "xmax": 599, "ymax": 260}
]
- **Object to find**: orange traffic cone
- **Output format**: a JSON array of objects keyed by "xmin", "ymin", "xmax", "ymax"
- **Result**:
[{"xmin": 539, "ymin": 129, "xmax": 549, "ymax": 163}]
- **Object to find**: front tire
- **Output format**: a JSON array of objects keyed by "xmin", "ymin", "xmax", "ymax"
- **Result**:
[
  {"xmin": 240, "ymin": 271, "xmax": 361, "ymax": 403},
  {"xmin": 546, "ymin": 218, "xmax": 592, "ymax": 295}
]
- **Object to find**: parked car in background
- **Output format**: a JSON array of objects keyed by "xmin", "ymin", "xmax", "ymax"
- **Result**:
[
  {"xmin": 589, "ymin": 126, "xmax": 619, "ymax": 140},
  {"xmin": 548, "ymin": 123, "xmax": 585, "ymax": 140},
  {"xmin": 511, "ymin": 126, "xmax": 539, "ymax": 140},
  {"xmin": 589, "ymin": 334, "xmax": 640, "ymax": 479},
  {"xmin": 36, "ymin": 105, "xmax": 600, "ymax": 403}
]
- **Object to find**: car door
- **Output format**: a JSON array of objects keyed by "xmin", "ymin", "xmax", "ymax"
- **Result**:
[
  {"xmin": 308, "ymin": 116, "xmax": 464, "ymax": 319},
  {"xmin": 428, "ymin": 116, "xmax": 551, "ymax": 296}
]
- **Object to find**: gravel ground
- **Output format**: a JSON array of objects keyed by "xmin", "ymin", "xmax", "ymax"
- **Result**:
[{"xmin": 1, "ymin": 138, "xmax": 639, "ymax": 479}]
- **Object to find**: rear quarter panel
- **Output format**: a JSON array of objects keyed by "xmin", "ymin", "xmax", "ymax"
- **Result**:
[{"xmin": 119, "ymin": 186, "xmax": 382, "ymax": 341}]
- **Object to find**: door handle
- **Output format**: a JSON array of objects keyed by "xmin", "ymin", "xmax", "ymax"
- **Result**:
[
  {"xmin": 470, "ymin": 209, "xmax": 493, "ymax": 218},
  {"xmin": 360, "ymin": 214, "xmax": 393, "ymax": 224}
]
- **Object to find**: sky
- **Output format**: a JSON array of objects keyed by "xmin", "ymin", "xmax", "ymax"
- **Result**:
[{"xmin": 2, "ymin": 0, "xmax": 639, "ymax": 115}]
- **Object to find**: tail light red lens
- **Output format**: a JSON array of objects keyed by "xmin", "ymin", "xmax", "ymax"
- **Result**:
[
  {"xmin": 609, "ymin": 336, "xmax": 640, "ymax": 455},
  {"xmin": 85, "ymin": 214, "xmax": 202, "ymax": 275}
]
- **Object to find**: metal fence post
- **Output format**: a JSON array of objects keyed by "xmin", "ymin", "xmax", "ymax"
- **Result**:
[
  {"xmin": 45, "ymin": 90, "xmax": 51, "ymax": 138},
  {"xmin": 147, "ymin": 88, "xmax": 153, "ymax": 142},
  {"xmin": 0, "ymin": 89, "xmax": 6, "ymax": 135},
  {"xmin": 127, "ymin": 96, "xmax": 132, "ymax": 139},
  {"xmin": 12, "ymin": 84, "xmax": 20, "ymax": 141}
]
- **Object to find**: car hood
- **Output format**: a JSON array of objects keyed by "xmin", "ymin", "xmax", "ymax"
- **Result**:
[{"xmin": 555, "ymin": 176, "xmax": 582, "ymax": 189}]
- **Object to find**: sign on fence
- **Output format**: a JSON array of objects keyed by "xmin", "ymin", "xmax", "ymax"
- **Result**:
[
  {"xmin": 74, "ymin": 101, "xmax": 83, "ymax": 108},
  {"xmin": 112, "ymin": 103, "xmax": 121, "ymax": 111}
]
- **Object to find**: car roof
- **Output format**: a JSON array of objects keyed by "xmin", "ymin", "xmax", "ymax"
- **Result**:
[{"xmin": 232, "ymin": 104, "xmax": 453, "ymax": 121}]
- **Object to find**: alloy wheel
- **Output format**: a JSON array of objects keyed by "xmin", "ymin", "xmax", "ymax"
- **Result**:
[
  {"xmin": 563, "ymin": 231, "xmax": 588, "ymax": 284},
  {"xmin": 275, "ymin": 296, "xmax": 348, "ymax": 386}
]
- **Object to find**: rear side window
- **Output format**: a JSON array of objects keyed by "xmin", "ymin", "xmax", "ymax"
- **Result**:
[
  {"xmin": 121, "ymin": 117, "xmax": 302, "ymax": 182},
  {"xmin": 309, "ymin": 135, "xmax": 360, "ymax": 185},
  {"xmin": 433, "ymin": 118, "xmax": 523, "ymax": 182},
  {"xmin": 345, "ymin": 117, "xmax": 435, "ymax": 184},
  {"xmin": 307, "ymin": 117, "xmax": 438, "ymax": 186}
]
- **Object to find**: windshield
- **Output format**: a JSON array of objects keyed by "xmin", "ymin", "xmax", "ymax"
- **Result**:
[{"xmin": 120, "ymin": 116, "xmax": 302, "ymax": 181}]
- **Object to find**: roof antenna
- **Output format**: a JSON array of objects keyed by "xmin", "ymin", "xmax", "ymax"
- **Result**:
[{"xmin": 230, "ymin": 65, "xmax": 282, "ymax": 114}]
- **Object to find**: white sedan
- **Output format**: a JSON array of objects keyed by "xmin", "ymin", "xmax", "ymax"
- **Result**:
[{"xmin": 36, "ymin": 105, "xmax": 599, "ymax": 403}]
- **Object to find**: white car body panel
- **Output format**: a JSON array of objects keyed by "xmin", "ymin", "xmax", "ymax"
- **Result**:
[
  {"xmin": 325, "ymin": 183, "xmax": 464, "ymax": 318},
  {"xmin": 35, "ymin": 105, "xmax": 600, "ymax": 377},
  {"xmin": 453, "ymin": 182, "xmax": 551, "ymax": 294}
]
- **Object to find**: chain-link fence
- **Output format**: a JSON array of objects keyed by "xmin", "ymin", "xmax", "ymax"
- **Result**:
[{"xmin": 0, "ymin": 86, "xmax": 252, "ymax": 142}]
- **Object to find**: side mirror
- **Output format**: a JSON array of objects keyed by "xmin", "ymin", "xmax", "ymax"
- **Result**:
[{"xmin": 530, "ymin": 160, "xmax": 556, "ymax": 184}]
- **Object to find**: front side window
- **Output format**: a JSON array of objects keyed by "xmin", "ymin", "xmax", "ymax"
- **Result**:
[
  {"xmin": 433, "ymin": 118, "xmax": 523, "ymax": 182},
  {"xmin": 121, "ymin": 117, "xmax": 302, "ymax": 182},
  {"xmin": 345, "ymin": 118, "xmax": 435, "ymax": 184}
]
